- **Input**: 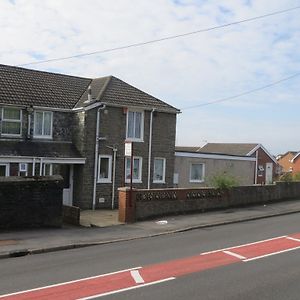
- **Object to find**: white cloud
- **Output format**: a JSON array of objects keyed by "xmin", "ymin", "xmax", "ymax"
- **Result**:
[{"xmin": 0, "ymin": 0, "xmax": 299, "ymax": 154}]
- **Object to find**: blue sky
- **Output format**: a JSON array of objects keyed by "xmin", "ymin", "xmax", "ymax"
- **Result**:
[{"xmin": 0, "ymin": 0, "xmax": 299, "ymax": 155}]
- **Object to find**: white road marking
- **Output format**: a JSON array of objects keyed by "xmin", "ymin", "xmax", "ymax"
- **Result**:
[
  {"xmin": 223, "ymin": 250, "xmax": 246, "ymax": 260},
  {"xmin": 243, "ymin": 245, "xmax": 300, "ymax": 262},
  {"xmin": 78, "ymin": 277, "xmax": 176, "ymax": 299},
  {"xmin": 286, "ymin": 236, "xmax": 300, "ymax": 242},
  {"xmin": 130, "ymin": 270, "xmax": 145, "ymax": 284},
  {"xmin": 0, "ymin": 267, "xmax": 142, "ymax": 298},
  {"xmin": 200, "ymin": 235, "xmax": 287, "ymax": 255}
]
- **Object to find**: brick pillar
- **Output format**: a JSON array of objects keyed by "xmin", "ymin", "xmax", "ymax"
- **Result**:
[{"xmin": 118, "ymin": 187, "xmax": 136, "ymax": 223}]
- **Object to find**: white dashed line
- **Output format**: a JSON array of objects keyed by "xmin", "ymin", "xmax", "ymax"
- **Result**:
[
  {"xmin": 286, "ymin": 236, "xmax": 300, "ymax": 243},
  {"xmin": 130, "ymin": 270, "xmax": 145, "ymax": 284},
  {"xmin": 223, "ymin": 250, "xmax": 246, "ymax": 260}
]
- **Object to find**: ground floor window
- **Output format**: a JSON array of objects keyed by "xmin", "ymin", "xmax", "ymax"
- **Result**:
[
  {"xmin": 43, "ymin": 163, "xmax": 53, "ymax": 176},
  {"xmin": 153, "ymin": 158, "xmax": 166, "ymax": 183},
  {"xmin": 125, "ymin": 157, "xmax": 142, "ymax": 183},
  {"xmin": 0, "ymin": 163, "xmax": 9, "ymax": 176},
  {"xmin": 98, "ymin": 155, "xmax": 112, "ymax": 183},
  {"xmin": 190, "ymin": 163, "xmax": 205, "ymax": 183},
  {"xmin": 18, "ymin": 163, "xmax": 28, "ymax": 176}
]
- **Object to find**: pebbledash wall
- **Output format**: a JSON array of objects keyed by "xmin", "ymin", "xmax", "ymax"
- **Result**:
[
  {"xmin": 119, "ymin": 182, "xmax": 300, "ymax": 222},
  {"xmin": 73, "ymin": 106, "xmax": 177, "ymax": 209},
  {"xmin": 0, "ymin": 176, "xmax": 63, "ymax": 228}
]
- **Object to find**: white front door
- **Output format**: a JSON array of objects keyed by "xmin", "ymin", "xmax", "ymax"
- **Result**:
[
  {"xmin": 265, "ymin": 163, "xmax": 273, "ymax": 184},
  {"xmin": 62, "ymin": 165, "xmax": 74, "ymax": 206}
]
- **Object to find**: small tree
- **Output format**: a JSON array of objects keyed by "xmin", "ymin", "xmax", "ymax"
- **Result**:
[{"xmin": 210, "ymin": 173, "xmax": 238, "ymax": 189}]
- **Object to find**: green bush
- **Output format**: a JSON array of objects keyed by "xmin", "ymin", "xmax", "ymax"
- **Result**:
[
  {"xmin": 279, "ymin": 173, "xmax": 293, "ymax": 182},
  {"xmin": 293, "ymin": 172, "xmax": 300, "ymax": 181},
  {"xmin": 210, "ymin": 173, "xmax": 238, "ymax": 189}
]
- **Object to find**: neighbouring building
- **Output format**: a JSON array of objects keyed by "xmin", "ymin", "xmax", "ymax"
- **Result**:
[
  {"xmin": 291, "ymin": 152, "xmax": 300, "ymax": 175},
  {"xmin": 196, "ymin": 143, "xmax": 278, "ymax": 184},
  {"xmin": 276, "ymin": 151, "xmax": 297, "ymax": 174},
  {"xmin": 0, "ymin": 64, "xmax": 179, "ymax": 209},
  {"xmin": 175, "ymin": 147, "xmax": 256, "ymax": 187}
]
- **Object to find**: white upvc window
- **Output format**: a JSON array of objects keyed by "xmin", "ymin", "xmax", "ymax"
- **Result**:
[
  {"xmin": 0, "ymin": 163, "xmax": 10, "ymax": 176},
  {"xmin": 126, "ymin": 109, "xmax": 144, "ymax": 141},
  {"xmin": 125, "ymin": 156, "xmax": 142, "ymax": 183},
  {"xmin": 189, "ymin": 163, "xmax": 205, "ymax": 183},
  {"xmin": 33, "ymin": 111, "xmax": 53, "ymax": 138},
  {"xmin": 153, "ymin": 158, "xmax": 166, "ymax": 183},
  {"xmin": 1, "ymin": 107, "xmax": 22, "ymax": 136},
  {"xmin": 97, "ymin": 155, "xmax": 112, "ymax": 183},
  {"xmin": 43, "ymin": 164, "xmax": 53, "ymax": 176},
  {"xmin": 18, "ymin": 163, "xmax": 28, "ymax": 176}
]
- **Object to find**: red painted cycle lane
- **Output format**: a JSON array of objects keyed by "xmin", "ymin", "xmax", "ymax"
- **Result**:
[
  {"xmin": 140, "ymin": 251, "xmax": 239, "ymax": 282},
  {"xmin": 228, "ymin": 237, "xmax": 300, "ymax": 260},
  {"xmin": 0, "ymin": 270, "xmax": 138, "ymax": 300},
  {"xmin": 1, "ymin": 233, "xmax": 300, "ymax": 299}
]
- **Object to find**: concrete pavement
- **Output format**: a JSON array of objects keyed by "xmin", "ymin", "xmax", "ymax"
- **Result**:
[{"xmin": 1, "ymin": 199, "xmax": 300, "ymax": 260}]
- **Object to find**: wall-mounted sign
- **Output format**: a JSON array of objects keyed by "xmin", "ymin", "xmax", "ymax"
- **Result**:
[{"xmin": 125, "ymin": 142, "xmax": 132, "ymax": 157}]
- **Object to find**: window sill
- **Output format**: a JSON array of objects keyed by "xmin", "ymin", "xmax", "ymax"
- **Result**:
[
  {"xmin": 189, "ymin": 180, "xmax": 205, "ymax": 183},
  {"xmin": 125, "ymin": 138, "xmax": 144, "ymax": 143},
  {"xmin": 33, "ymin": 135, "xmax": 53, "ymax": 139},
  {"xmin": 153, "ymin": 181, "xmax": 166, "ymax": 184},
  {"xmin": 97, "ymin": 180, "xmax": 112, "ymax": 184},
  {"xmin": 125, "ymin": 180, "xmax": 142, "ymax": 184},
  {"xmin": 1, "ymin": 134, "xmax": 22, "ymax": 138}
]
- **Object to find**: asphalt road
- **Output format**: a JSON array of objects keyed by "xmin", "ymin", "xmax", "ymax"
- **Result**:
[{"xmin": 0, "ymin": 213, "xmax": 300, "ymax": 299}]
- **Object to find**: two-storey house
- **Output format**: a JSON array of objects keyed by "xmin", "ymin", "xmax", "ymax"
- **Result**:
[{"xmin": 0, "ymin": 64, "xmax": 179, "ymax": 209}]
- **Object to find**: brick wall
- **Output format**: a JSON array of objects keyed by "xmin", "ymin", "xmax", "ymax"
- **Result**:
[
  {"xmin": 119, "ymin": 182, "xmax": 300, "ymax": 222},
  {"xmin": 0, "ymin": 176, "xmax": 63, "ymax": 228}
]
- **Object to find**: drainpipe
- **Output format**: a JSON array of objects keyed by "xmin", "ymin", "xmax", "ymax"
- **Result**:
[
  {"xmin": 92, "ymin": 104, "xmax": 106, "ymax": 210},
  {"xmin": 255, "ymin": 150, "xmax": 258, "ymax": 184},
  {"xmin": 32, "ymin": 158, "xmax": 36, "ymax": 176},
  {"xmin": 111, "ymin": 147, "xmax": 117, "ymax": 210},
  {"xmin": 106, "ymin": 145, "xmax": 118, "ymax": 209},
  {"xmin": 39, "ymin": 157, "xmax": 43, "ymax": 176},
  {"xmin": 147, "ymin": 109, "xmax": 155, "ymax": 189}
]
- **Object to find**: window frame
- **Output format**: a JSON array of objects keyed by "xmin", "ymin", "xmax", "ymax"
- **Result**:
[
  {"xmin": 189, "ymin": 163, "xmax": 205, "ymax": 183},
  {"xmin": 33, "ymin": 110, "xmax": 53, "ymax": 139},
  {"xmin": 126, "ymin": 109, "xmax": 144, "ymax": 142},
  {"xmin": 18, "ymin": 163, "xmax": 28, "ymax": 176},
  {"xmin": 1, "ymin": 107, "xmax": 22, "ymax": 137},
  {"xmin": 43, "ymin": 163, "xmax": 53, "ymax": 176},
  {"xmin": 125, "ymin": 156, "xmax": 143, "ymax": 183},
  {"xmin": 0, "ymin": 163, "xmax": 10, "ymax": 176},
  {"xmin": 153, "ymin": 157, "xmax": 166, "ymax": 183},
  {"xmin": 97, "ymin": 155, "xmax": 112, "ymax": 183}
]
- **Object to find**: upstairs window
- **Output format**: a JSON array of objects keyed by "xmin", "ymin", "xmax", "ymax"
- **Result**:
[
  {"xmin": 34, "ymin": 111, "xmax": 53, "ymax": 138},
  {"xmin": 153, "ymin": 158, "xmax": 166, "ymax": 183},
  {"xmin": 1, "ymin": 108, "xmax": 22, "ymax": 136},
  {"xmin": 190, "ymin": 163, "xmax": 205, "ymax": 183},
  {"xmin": 126, "ymin": 110, "xmax": 144, "ymax": 141}
]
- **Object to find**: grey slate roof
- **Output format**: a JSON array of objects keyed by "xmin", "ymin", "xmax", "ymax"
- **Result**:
[
  {"xmin": 199, "ymin": 143, "xmax": 259, "ymax": 156},
  {"xmin": 0, "ymin": 64, "xmax": 91, "ymax": 109},
  {"xmin": 0, "ymin": 141, "xmax": 83, "ymax": 158},
  {"xmin": 100, "ymin": 77, "xmax": 179, "ymax": 112},
  {"xmin": 175, "ymin": 146, "xmax": 202, "ymax": 152},
  {"xmin": 0, "ymin": 64, "xmax": 179, "ymax": 113}
]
